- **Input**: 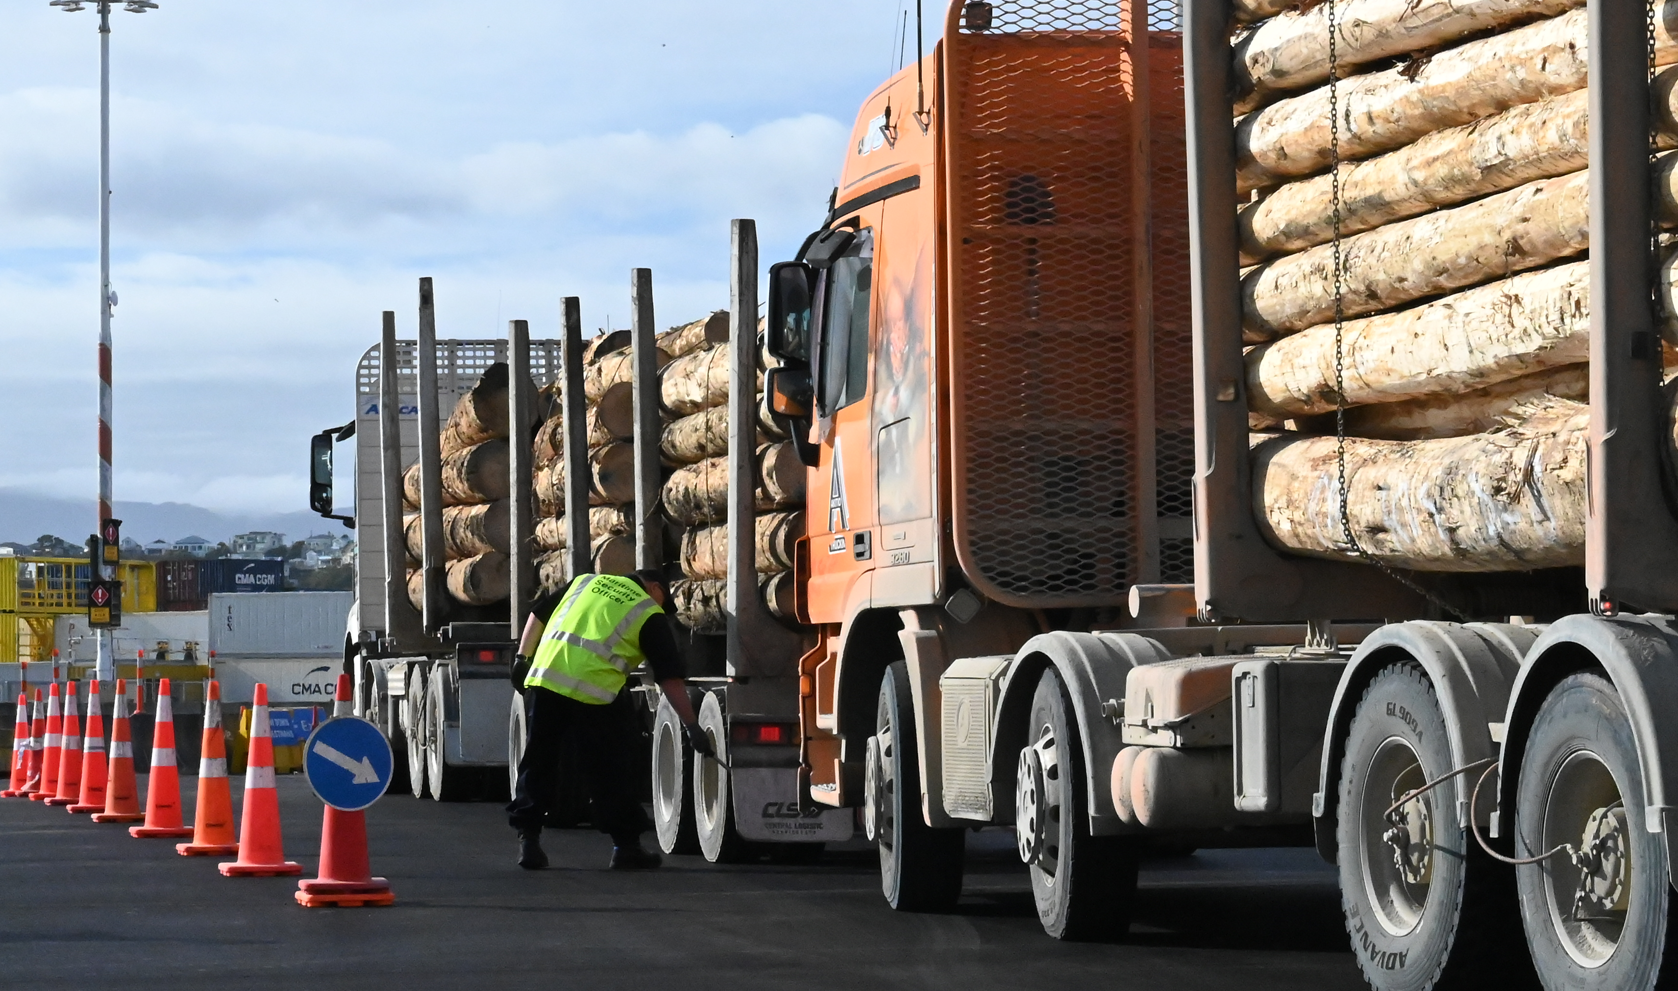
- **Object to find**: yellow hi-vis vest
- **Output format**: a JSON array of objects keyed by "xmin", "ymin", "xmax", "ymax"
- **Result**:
[{"xmin": 526, "ymin": 573, "xmax": 663, "ymax": 704}]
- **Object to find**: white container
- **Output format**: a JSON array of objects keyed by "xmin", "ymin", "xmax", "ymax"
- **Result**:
[
  {"xmin": 207, "ymin": 591, "xmax": 352, "ymax": 659},
  {"xmin": 55, "ymin": 611, "xmax": 212, "ymax": 665},
  {"xmin": 213, "ymin": 657, "xmax": 342, "ymax": 705}
]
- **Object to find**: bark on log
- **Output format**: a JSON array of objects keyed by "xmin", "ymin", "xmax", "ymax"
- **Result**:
[
  {"xmin": 660, "ymin": 406, "xmax": 773, "ymax": 466},
  {"xmin": 406, "ymin": 568, "xmax": 424, "ymax": 612},
  {"xmin": 677, "ymin": 512, "xmax": 805, "ymax": 581},
  {"xmin": 1234, "ymin": 6, "xmax": 1678, "ymax": 192},
  {"xmin": 1343, "ymin": 363, "xmax": 1587, "ymax": 438},
  {"xmin": 1242, "ymin": 169, "xmax": 1594, "ymax": 339},
  {"xmin": 1233, "ymin": 0, "xmax": 1583, "ymax": 109},
  {"xmin": 1239, "ymin": 90, "xmax": 1591, "ymax": 262},
  {"xmin": 585, "ymin": 346, "xmax": 669, "ymax": 404},
  {"xmin": 1252, "ymin": 396, "xmax": 1587, "ymax": 570},
  {"xmin": 661, "ymin": 444, "xmax": 807, "ymax": 526},
  {"xmin": 583, "ymin": 329, "xmax": 629, "ymax": 365},
  {"xmin": 439, "ymin": 363, "xmax": 523, "ymax": 457},
  {"xmin": 534, "ymin": 441, "xmax": 636, "ymax": 509},
  {"xmin": 595, "ymin": 382, "xmax": 634, "ymax": 441},
  {"xmin": 670, "ymin": 575, "xmax": 796, "ymax": 633},
  {"xmin": 591, "ymin": 535, "xmax": 635, "ymax": 576},
  {"xmin": 534, "ymin": 506, "xmax": 636, "ymax": 551},
  {"xmin": 403, "ymin": 438, "xmax": 510, "ymax": 507},
  {"xmin": 403, "ymin": 500, "xmax": 511, "ymax": 560},
  {"xmin": 534, "ymin": 414, "xmax": 564, "ymax": 466},
  {"xmin": 1246, "ymin": 260, "xmax": 1591, "ymax": 416},
  {"xmin": 656, "ymin": 311, "xmax": 729, "ymax": 361},
  {"xmin": 1233, "ymin": 0, "xmax": 1306, "ymax": 23},
  {"xmin": 446, "ymin": 552, "xmax": 510, "ymax": 605},
  {"xmin": 660, "ymin": 344, "xmax": 732, "ymax": 418},
  {"xmin": 536, "ymin": 550, "xmax": 568, "ymax": 594}
]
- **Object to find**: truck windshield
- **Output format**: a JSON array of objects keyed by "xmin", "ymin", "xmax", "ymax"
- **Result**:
[{"xmin": 819, "ymin": 232, "xmax": 874, "ymax": 415}]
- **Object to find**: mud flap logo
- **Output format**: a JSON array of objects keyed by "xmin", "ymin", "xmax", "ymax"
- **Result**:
[{"xmin": 761, "ymin": 802, "xmax": 826, "ymax": 820}]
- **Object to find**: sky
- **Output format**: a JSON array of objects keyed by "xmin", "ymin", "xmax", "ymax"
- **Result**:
[{"xmin": 0, "ymin": 0, "xmax": 940, "ymax": 521}]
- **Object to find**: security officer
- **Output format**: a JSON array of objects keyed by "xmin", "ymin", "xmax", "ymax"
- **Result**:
[{"xmin": 506, "ymin": 569, "xmax": 712, "ymax": 870}]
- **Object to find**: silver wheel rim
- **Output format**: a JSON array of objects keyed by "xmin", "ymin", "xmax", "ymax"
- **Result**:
[
  {"xmin": 876, "ymin": 725, "xmax": 897, "ymax": 861},
  {"xmin": 697, "ymin": 726, "xmax": 723, "ymax": 832},
  {"xmin": 1361, "ymin": 737, "xmax": 1432, "ymax": 936},
  {"xmin": 1541, "ymin": 749, "xmax": 1628, "ymax": 969},
  {"xmin": 427, "ymin": 684, "xmax": 443, "ymax": 792},
  {"xmin": 654, "ymin": 718, "xmax": 681, "ymax": 828}
]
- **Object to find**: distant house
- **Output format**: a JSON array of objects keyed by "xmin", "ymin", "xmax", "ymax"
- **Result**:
[
  {"xmin": 144, "ymin": 540, "xmax": 171, "ymax": 557},
  {"xmin": 174, "ymin": 535, "xmax": 212, "ymax": 556},
  {"xmin": 0, "ymin": 542, "xmax": 28, "ymax": 557},
  {"xmin": 232, "ymin": 531, "xmax": 286, "ymax": 556}
]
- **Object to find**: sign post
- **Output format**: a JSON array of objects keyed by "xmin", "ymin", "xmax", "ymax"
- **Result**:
[{"xmin": 297, "ymin": 708, "xmax": 396, "ymax": 907}]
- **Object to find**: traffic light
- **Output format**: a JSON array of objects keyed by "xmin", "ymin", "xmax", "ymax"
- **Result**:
[
  {"xmin": 101, "ymin": 518, "xmax": 122, "ymax": 563},
  {"xmin": 87, "ymin": 578, "xmax": 121, "ymax": 627}
]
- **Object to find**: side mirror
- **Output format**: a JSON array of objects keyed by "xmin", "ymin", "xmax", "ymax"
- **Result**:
[
  {"xmin": 309, "ymin": 431, "xmax": 334, "ymax": 517},
  {"xmin": 765, "ymin": 366, "xmax": 812, "ymax": 418},
  {"xmin": 766, "ymin": 261, "xmax": 814, "ymax": 365}
]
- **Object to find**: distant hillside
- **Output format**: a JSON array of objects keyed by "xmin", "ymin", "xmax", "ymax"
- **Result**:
[{"xmin": 0, "ymin": 488, "xmax": 346, "ymax": 546}]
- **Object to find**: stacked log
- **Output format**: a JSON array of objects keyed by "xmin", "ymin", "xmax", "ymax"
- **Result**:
[
  {"xmin": 648, "ymin": 316, "xmax": 804, "ymax": 633},
  {"xmin": 404, "ymin": 362, "xmax": 529, "ymax": 610},
  {"xmin": 1229, "ymin": 0, "xmax": 1678, "ymax": 573},
  {"xmin": 531, "ymin": 328, "xmax": 654, "ymax": 593}
]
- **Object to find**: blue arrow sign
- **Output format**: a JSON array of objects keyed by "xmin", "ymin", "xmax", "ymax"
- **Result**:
[{"xmin": 303, "ymin": 716, "xmax": 393, "ymax": 811}]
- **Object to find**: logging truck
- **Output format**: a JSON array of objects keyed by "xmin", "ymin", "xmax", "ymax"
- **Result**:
[{"xmin": 306, "ymin": 0, "xmax": 1678, "ymax": 985}]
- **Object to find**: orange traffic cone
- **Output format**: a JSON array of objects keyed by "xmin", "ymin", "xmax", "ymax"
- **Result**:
[
  {"xmin": 3, "ymin": 693, "xmax": 29, "ymax": 797},
  {"xmin": 70, "ymin": 681, "xmax": 108, "ymax": 814},
  {"xmin": 178, "ymin": 680, "xmax": 237, "ymax": 856},
  {"xmin": 44, "ymin": 682, "xmax": 82, "ymax": 806},
  {"xmin": 130, "ymin": 678, "xmax": 193, "ymax": 838},
  {"xmin": 20, "ymin": 690, "xmax": 43, "ymax": 797},
  {"xmin": 297, "ymin": 675, "xmax": 393, "ymax": 908},
  {"xmin": 92, "ymin": 679, "xmax": 145, "ymax": 824},
  {"xmin": 220, "ymin": 684, "xmax": 300, "ymax": 876},
  {"xmin": 31, "ymin": 683, "xmax": 61, "ymax": 802}
]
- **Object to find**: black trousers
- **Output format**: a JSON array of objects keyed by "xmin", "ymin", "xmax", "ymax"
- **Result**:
[{"xmin": 506, "ymin": 685, "xmax": 650, "ymax": 843}]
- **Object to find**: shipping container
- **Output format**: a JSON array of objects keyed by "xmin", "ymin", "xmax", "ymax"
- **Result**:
[
  {"xmin": 157, "ymin": 559, "xmax": 205, "ymax": 610},
  {"xmin": 53, "ymin": 611, "xmax": 210, "ymax": 666},
  {"xmin": 207, "ymin": 590, "xmax": 350, "ymax": 658},
  {"xmin": 198, "ymin": 558, "xmax": 283, "ymax": 595}
]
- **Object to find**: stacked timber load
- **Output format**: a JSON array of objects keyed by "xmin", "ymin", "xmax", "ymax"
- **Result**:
[
  {"xmin": 531, "ymin": 329, "xmax": 649, "ymax": 592},
  {"xmin": 1230, "ymin": 0, "xmax": 1678, "ymax": 572},
  {"xmin": 654, "ymin": 312, "xmax": 801, "ymax": 633},
  {"xmin": 402, "ymin": 363, "xmax": 530, "ymax": 610}
]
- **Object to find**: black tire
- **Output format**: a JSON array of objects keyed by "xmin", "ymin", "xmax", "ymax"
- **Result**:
[
  {"xmin": 406, "ymin": 666, "xmax": 429, "ymax": 800},
  {"xmin": 653, "ymin": 696, "xmax": 700, "ymax": 856},
  {"xmin": 872, "ymin": 661, "xmax": 964, "ymax": 911},
  {"xmin": 1515, "ymin": 671, "xmax": 1678, "ymax": 991},
  {"xmin": 507, "ymin": 692, "xmax": 527, "ymax": 801},
  {"xmin": 693, "ymin": 692, "xmax": 754, "ymax": 863},
  {"xmin": 1337, "ymin": 662, "xmax": 1530, "ymax": 991},
  {"xmin": 1018, "ymin": 666, "xmax": 1138, "ymax": 940},
  {"xmin": 427, "ymin": 673, "xmax": 471, "ymax": 802}
]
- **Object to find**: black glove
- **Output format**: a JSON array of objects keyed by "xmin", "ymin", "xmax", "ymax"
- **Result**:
[
  {"xmin": 510, "ymin": 654, "xmax": 531, "ymax": 694},
  {"xmin": 684, "ymin": 722, "xmax": 715, "ymax": 758}
]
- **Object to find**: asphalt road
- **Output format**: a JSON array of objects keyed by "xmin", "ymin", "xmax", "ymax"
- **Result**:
[{"xmin": 0, "ymin": 774, "xmax": 1366, "ymax": 990}]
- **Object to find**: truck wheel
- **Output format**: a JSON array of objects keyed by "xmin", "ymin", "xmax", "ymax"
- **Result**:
[
  {"xmin": 1515, "ymin": 671, "xmax": 1678, "ymax": 990},
  {"xmin": 1018, "ymin": 666, "xmax": 1137, "ymax": 940},
  {"xmin": 507, "ymin": 692, "xmax": 527, "ymax": 801},
  {"xmin": 694, "ymin": 691, "xmax": 754, "ymax": 863},
  {"xmin": 653, "ymin": 696, "xmax": 700, "ymax": 856},
  {"xmin": 1337, "ymin": 662, "xmax": 1525, "ymax": 991},
  {"xmin": 426, "ymin": 672, "xmax": 470, "ymax": 802},
  {"xmin": 406, "ymin": 666, "xmax": 429, "ymax": 800},
  {"xmin": 873, "ymin": 660, "xmax": 964, "ymax": 911}
]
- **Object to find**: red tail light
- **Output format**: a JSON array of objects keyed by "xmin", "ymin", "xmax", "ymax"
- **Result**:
[{"xmin": 731, "ymin": 722, "xmax": 796, "ymax": 745}]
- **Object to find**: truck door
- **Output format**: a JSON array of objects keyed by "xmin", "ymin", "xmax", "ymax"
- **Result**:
[{"xmin": 804, "ymin": 227, "xmax": 879, "ymax": 624}]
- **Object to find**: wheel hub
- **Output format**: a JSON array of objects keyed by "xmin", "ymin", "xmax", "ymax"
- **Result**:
[
  {"xmin": 1571, "ymin": 805, "xmax": 1630, "ymax": 919},
  {"xmin": 1015, "ymin": 731, "xmax": 1058, "ymax": 867},
  {"xmin": 1383, "ymin": 793, "xmax": 1433, "ymax": 887},
  {"xmin": 863, "ymin": 735, "xmax": 881, "ymax": 842}
]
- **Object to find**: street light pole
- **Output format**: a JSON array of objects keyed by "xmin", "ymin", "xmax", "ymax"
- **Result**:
[{"xmin": 50, "ymin": 0, "xmax": 157, "ymax": 683}]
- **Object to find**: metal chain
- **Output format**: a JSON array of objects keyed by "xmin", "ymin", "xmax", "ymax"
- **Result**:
[{"xmin": 1326, "ymin": 0, "xmax": 1469, "ymax": 622}]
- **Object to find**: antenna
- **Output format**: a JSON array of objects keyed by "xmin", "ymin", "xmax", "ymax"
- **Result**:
[
  {"xmin": 898, "ymin": 10, "xmax": 909, "ymax": 71},
  {"xmin": 914, "ymin": 0, "xmax": 930, "ymax": 132}
]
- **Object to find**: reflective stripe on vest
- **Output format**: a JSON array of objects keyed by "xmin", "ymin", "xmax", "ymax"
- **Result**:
[{"xmin": 526, "ymin": 574, "xmax": 663, "ymax": 705}]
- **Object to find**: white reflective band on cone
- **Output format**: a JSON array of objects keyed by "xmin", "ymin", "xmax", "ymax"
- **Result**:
[
  {"xmin": 151, "ymin": 748, "xmax": 176, "ymax": 768},
  {"xmin": 250, "ymin": 706, "xmax": 269, "ymax": 739},
  {"xmin": 246, "ymin": 766, "xmax": 275, "ymax": 789},
  {"xmin": 199, "ymin": 757, "xmax": 226, "ymax": 778},
  {"xmin": 110, "ymin": 741, "xmax": 132, "ymax": 759},
  {"xmin": 43, "ymin": 734, "xmax": 60, "ymax": 749},
  {"xmin": 84, "ymin": 737, "xmax": 104, "ymax": 753}
]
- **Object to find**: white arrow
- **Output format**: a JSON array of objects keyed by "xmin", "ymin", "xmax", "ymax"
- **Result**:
[{"xmin": 312, "ymin": 739, "xmax": 379, "ymax": 784}]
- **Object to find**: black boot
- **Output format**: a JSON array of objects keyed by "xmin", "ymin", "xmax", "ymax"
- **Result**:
[
  {"xmin": 609, "ymin": 839, "xmax": 662, "ymax": 870},
  {"xmin": 518, "ymin": 831, "xmax": 549, "ymax": 870}
]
